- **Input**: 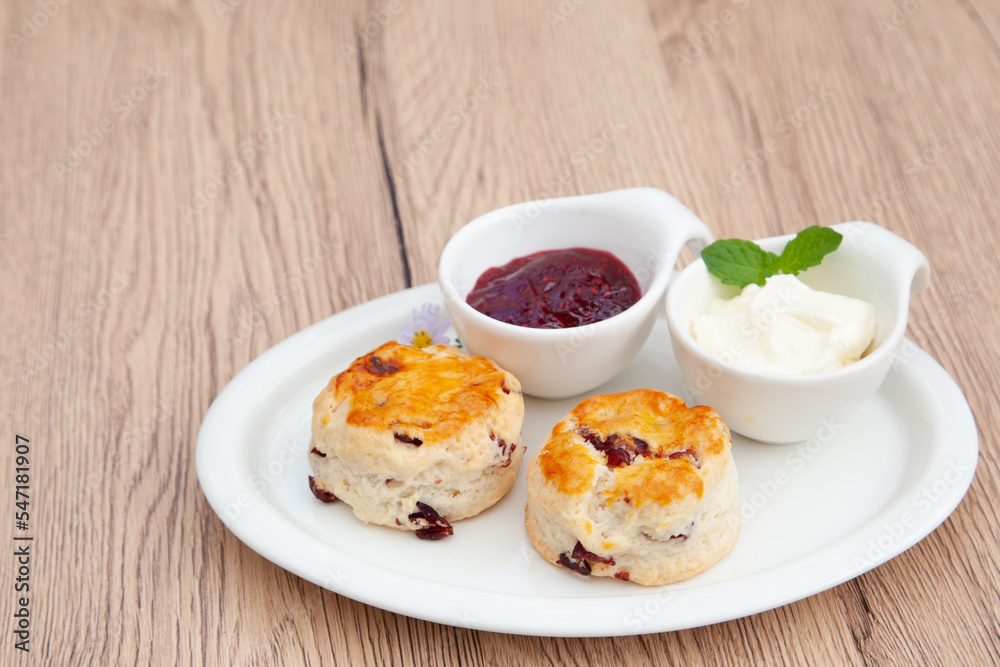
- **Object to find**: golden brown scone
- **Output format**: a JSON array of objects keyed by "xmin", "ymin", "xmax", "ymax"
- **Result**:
[
  {"xmin": 309, "ymin": 341, "xmax": 524, "ymax": 539},
  {"xmin": 525, "ymin": 389, "xmax": 739, "ymax": 584}
]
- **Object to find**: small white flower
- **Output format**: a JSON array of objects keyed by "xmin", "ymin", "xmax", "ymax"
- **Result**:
[{"xmin": 399, "ymin": 303, "xmax": 452, "ymax": 349}]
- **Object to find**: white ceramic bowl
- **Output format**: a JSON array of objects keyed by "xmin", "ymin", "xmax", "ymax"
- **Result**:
[
  {"xmin": 438, "ymin": 187, "xmax": 713, "ymax": 399},
  {"xmin": 666, "ymin": 221, "xmax": 931, "ymax": 443}
]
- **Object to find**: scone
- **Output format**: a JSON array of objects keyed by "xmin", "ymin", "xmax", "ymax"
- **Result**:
[
  {"xmin": 525, "ymin": 389, "xmax": 739, "ymax": 584},
  {"xmin": 308, "ymin": 341, "xmax": 524, "ymax": 539}
]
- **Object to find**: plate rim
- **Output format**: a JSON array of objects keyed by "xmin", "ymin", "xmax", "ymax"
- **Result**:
[{"xmin": 196, "ymin": 283, "xmax": 979, "ymax": 637}]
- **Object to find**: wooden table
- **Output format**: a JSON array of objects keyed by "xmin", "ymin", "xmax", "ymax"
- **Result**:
[{"xmin": 3, "ymin": 0, "xmax": 998, "ymax": 664}]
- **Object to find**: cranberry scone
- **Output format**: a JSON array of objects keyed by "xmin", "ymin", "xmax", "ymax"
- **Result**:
[
  {"xmin": 308, "ymin": 341, "xmax": 524, "ymax": 539},
  {"xmin": 525, "ymin": 389, "xmax": 739, "ymax": 584}
]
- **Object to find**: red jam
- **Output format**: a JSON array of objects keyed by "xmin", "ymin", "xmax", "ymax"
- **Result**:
[{"xmin": 466, "ymin": 248, "xmax": 641, "ymax": 329}]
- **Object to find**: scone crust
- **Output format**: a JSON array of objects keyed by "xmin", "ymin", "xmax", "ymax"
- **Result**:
[
  {"xmin": 309, "ymin": 342, "xmax": 524, "ymax": 532},
  {"xmin": 526, "ymin": 389, "xmax": 739, "ymax": 585}
]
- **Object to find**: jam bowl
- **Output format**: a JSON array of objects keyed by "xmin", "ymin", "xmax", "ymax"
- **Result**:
[
  {"xmin": 438, "ymin": 187, "xmax": 713, "ymax": 399},
  {"xmin": 665, "ymin": 221, "xmax": 931, "ymax": 444}
]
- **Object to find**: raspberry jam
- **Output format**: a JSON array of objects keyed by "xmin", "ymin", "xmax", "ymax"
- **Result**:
[{"xmin": 466, "ymin": 248, "xmax": 641, "ymax": 328}]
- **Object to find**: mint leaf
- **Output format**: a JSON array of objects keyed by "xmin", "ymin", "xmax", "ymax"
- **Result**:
[
  {"xmin": 764, "ymin": 250, "xmax": 782, "ymax": 276},
  {"xmin": 701, "ymin": 226, "xmax": 843, "ymax": 289},
  {"xmin": 778, "ymin": 225, "xmax": 842, "ymax": 275},
  {"xmin": 701, "ymin": 239, "xmax": 774, "ymax": 287}
]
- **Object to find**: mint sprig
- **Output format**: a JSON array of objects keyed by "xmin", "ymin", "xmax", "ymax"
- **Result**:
[{"xmin": 701, "ymin": 226, "xmax": 842, "ymax": 288}]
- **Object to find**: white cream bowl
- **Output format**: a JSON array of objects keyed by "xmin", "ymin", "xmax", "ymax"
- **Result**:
[
  {"xmin": 438, "ymin": 187, "xmax": 713, "ymax": 399},
  {"xmin": 665, "ymin": 221, "xmax": 931, "ymax": 443}
]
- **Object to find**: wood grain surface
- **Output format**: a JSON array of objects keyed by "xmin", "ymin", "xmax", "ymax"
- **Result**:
[{"xmin": 2, "ymin": 0, "xmax": 998, "ymax": 664}]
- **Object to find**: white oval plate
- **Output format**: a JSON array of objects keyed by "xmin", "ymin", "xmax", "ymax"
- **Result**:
[{"xmin": 196, "ymin": 283, "xmax": 978, "ymax": 637}]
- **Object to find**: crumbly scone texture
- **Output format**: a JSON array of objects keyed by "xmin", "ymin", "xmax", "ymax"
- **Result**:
[
  {"xmin": 309, "ymin": 341, "xmax": 524, "ymax": 533},
  {"xmin": 525, "ymin": 389, "xmax": 739, "ymax": 585}
]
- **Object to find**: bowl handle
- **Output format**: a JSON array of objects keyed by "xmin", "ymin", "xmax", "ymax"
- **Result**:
[
  {"xmin": 632, "ymin": 187, "xmax": 715, "ymax": 260},
  {"xmin": 834, "ymin": 221, "xmax": 931, "ymax": 294}
]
